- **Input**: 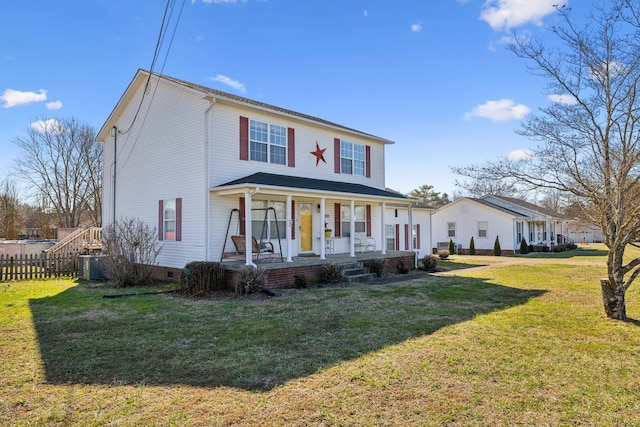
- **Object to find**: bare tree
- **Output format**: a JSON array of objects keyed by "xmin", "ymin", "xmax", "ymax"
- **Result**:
[
  {"xmin": 12, "ymin": 117, "xmax": 102, "ymax": 229},
  {"xmin": 101, "ymin": 217, "xmax": 163, "ymax": 287},
  {"xmin": 453, "ymin": 2, "xmax": 640, "ymax": 320},
  {"xmin": 0, "ymin": 178, "xmax": 23, "ymax": 240}
]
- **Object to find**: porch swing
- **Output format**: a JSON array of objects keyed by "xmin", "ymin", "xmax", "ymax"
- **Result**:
[{"xmin": 220, "ymin": 207, "xmax": 284, "ymax": 262}]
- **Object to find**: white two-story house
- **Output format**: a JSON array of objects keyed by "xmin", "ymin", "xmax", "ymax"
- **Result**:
[{"xmin": 97, "ymin": 70, "xmax": 429, "ymax": 277}]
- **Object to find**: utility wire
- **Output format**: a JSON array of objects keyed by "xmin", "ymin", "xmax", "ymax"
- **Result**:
[{"xmin": 116, "ymin": 0, "xmax": 186, "ymax": 173}]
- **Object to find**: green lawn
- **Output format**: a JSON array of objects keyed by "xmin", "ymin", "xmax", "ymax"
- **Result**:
[{"xmin": 2, "ymin": 245, "xmax": 640, "ymax": 425}]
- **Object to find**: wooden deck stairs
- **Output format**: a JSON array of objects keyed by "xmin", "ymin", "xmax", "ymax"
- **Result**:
[{"xmin": 46, "ymin": 227, "xmax": 102, "ymax": 257}]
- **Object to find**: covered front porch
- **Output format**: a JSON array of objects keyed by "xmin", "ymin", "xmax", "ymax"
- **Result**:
[{"xmin": 211, "ymin": 172, "xmax": 415, "ymax": 266}]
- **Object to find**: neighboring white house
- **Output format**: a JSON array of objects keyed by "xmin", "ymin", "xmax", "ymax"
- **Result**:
[
  {"xmin": 431, "ymin": 195, "xmax": 565, "ymax": 254},
  {"xmin": 385, "ymin": 202, "xmax": 435, "ymax": 259},
  {"xmin": 97, "ymin": 70, "xmax": 429, "ymax": 273},
  {"xmin": 564, "ymin": 219, "xmax": 604, "ymax": 243}
]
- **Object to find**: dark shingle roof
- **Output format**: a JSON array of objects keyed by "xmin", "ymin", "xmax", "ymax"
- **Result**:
[{"xmin": 215, "ymin": 172, "xmax": 410, "ymax": 200}]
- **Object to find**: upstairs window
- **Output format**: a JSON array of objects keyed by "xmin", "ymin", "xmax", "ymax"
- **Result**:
[
  {"xmin": 250, "ymin": 120, "xmax": 287, "ymax": 165},
  {"xmin": 340, "ymin": 140, "xmax": 365, "ymax": 176}
]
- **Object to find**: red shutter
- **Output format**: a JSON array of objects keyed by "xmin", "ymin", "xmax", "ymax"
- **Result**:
[
  {"xmin": 288, "ymin": 127, "xmax": 295, "ymax": 167},
  {"xmin": 416, "ymin": 224, "xmax": 421, "ymax": 249},
  {"xmin": 395, "ymin": 224, "xmax": 400, "ymax": 250},
  {"xmin": 239, "ymin": 197, "xmax": 246, "ymax": 235},
  {"xmin": 404, "ymin": 224, "xmax": 409, "ymax": 250},
  {"xmin": 291, "ymin": 200, "xmax": 296, "ymax": 240},
  {"xmin": 366, "ymin": 205, "xmax": 372, "ymax": 237},
  {"xmin": 239, "ymin": 116, "xmax": 249, "ymax": 161},
  {"xmin": 365, "ymin": 145, "xmax": 371, "ymax": 178},
  {"xmin": 158, "ymin": 200, "xmax": 164, "ymax": 241},
  {"xmin": 176, "ymin": 198, "xmax": 182, "ymax": 242},
  {"xmin": 334, "ymin": 203, "xmax": 341, "ymax": 237},
  {"xmin": 334, "ymin": 138, "xmax": 341, "ymax": 173}
]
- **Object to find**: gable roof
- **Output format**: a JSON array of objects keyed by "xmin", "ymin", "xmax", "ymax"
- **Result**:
[
  {"xmin": 483, "ymin": 195, "xmax": 564, "ymax": 218},
  {"xmin": 213, "ymin": 172, "xmax": 411, "ymax": 202},
  {"xmin": 97, "ymin": 69, "xmax": 395, "ymax": 145}
]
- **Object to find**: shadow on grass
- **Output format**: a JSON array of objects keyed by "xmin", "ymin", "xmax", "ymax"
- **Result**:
[{"xmin": 30, "ymin": 277, "xmax": 545, "ymax": 391}]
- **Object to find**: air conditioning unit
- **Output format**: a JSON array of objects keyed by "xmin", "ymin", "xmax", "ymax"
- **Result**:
[{"xmin": 79, "ymin": 255, "xmax": 107, "ymax": 280}]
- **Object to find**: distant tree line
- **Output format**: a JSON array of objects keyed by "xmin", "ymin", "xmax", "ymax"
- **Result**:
[{"xmin": 0, "ymin": 117, "xmax": 102, "ymax": 239}]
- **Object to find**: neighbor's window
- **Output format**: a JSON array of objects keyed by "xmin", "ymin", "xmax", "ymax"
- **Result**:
[
  {"xmin": 516, "ymin": 221, "xmax": 524, "ymax": 243},
  {"xmin": 341, "ymin": 205, "xmax": 366, "ymax": 237},
  {"xmin": 386, "ymin": 224, "xmax": 396, "ymax": 251},
  {"xmin": 447, "ymin": 222, "xmax": 456, "ymax": 238},
  {"xmin": 340, "ymin": 140, "xmax": 365, "ymax": 176},
  {"xmin": 478, "ymin": 221, "xmax": 488, "ymax": 238},
  {"xmin": 250, "ymin": 120, "xmax": 287, "ymax": 165},
  {"xmin": 164, "ymin": 199, "xmax": 176, "ymax": 241}
]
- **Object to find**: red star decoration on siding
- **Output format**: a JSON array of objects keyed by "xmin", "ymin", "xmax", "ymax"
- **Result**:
[{"xmin": 311, "ymin": 141, "xmax": 327, "ymax": 166}]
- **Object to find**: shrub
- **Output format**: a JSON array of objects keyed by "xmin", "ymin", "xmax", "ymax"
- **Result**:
[
  {"xmin": 179, "ymin": 261, "xmax": 226, "ymax": 296},
  {"xmin": 566, "ymin": 242, "xmax": 578, "ymax": 250},
  {"xmin": 322, "ymin": 264, "xmax": 344, "ymax": 284},
  {"xmin": 293, "ymin": 274, "xmax": 308, "ymax": 289},
  {"xmin": 101, "ymin": 217, "xmax": 163, "ymax": 287},
  {"xmin": 469, "ymin": 236, "xmax": 476, "ymax": 255},
  {"xmin": 396, "ymin": 261, "xmax": 409, "ymax": 274},
  {"xmin": 364, "ymin": 258, "xmax": 386, "ymax": 277},
  {"xmin": 233, "ymin": 266, "xmax": 267, "ymax": 295},
  {"xmin": 438, "ymin": 250, "xmax": 450, "ymax": 260},
  {"xmin": 448, "ymin": 239, "xmax": 455, "ymax": 254},
  {"xmin": 421, "ymin": 254, "xmax": 438, "ymax": 271},
  {"xmin": 553, "ymin": 244, "xmax": 566, "ymax": 253},
  {"xmin": 493, "ymin": 236, "xmax": 502, "ymax": 256},
  {"xmin": 520, "ymin": 238, "xmax": 529, "ymax": 254}
]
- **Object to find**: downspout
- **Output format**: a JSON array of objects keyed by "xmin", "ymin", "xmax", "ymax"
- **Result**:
[
  {"xmin": 112, "ymin": 126, "xmax": 117, "ymax": 224},
  {"xmin": 203, "ymin": 95, "xmax": 216, "ymax": 261}
]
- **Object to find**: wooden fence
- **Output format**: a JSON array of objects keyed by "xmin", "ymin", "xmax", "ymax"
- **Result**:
[{"xmin": 0, "ymin": 253, "xmax": 79, "ymax": 281}]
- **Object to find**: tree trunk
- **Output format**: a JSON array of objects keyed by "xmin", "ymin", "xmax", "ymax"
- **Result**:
[{"xmin": 600, "ymin": 279, "xmax": 627, "ymax": 321}]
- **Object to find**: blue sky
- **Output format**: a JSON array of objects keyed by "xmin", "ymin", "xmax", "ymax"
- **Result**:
[{"xmin": 0, "ymin": 0, "xmax": 580, "ymax": 197}]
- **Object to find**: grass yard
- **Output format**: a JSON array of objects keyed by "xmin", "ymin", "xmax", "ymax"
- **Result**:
[{"xmin": 2, "ymin": 244, "xmax": 640, "ymax": 425}]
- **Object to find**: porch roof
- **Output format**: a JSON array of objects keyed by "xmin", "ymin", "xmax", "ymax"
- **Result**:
[{"xmin": 212, "ymin": 172, "xmax": 411, "ymax": 203}]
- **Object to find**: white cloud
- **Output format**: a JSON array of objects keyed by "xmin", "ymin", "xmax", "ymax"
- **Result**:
[
  {"xmin": 464, "ymin": 98, "xmax": 531, "ymax": 122},
  {"xmin": 0, "ymin": 88, "xmax": 47, "ymax": 108},
  {"xmin": 507, "ymin": 148, "xmax": 533, "ymax": 160},
  {"xmin": 548, "ymin": 94, "xmax": 578, "ymax": 105},
  {"xmin": 411, "ymin": 23, "xmax": 422, "ymax": 33},
  {"xmin": 30, "ymin": 119, "xmax": 63, "ymax": 134},
  {"xmin": 480, "ymin": 0, "xmax": 558, "ymax": 31},
  {"xmin": 209, "ymin": 75, "xmax": 247, "ymax": 93},
  {"xmin": 46, "ymin": 100, "xmax": 63, "ymax": 110}
]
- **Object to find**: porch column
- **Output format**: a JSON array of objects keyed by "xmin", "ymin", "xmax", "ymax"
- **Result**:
[
  {"xmin": 546, "ymin": 221, "xmax": 551, "ymax": 246},
  {"xmin": 349, "ymin": 199, "xmax": 356, "ymax": 257},
  {"xmin": 408, "ymin": 204, "xmax": 414, "ymax": 251},
  {"xmin": 286, "ymin": 194, "xmax": 292, "ymax": 262},
  {"xmin": 320, "ymin": 198, "xmax": 326, "ymax": 260},
  {"xmin": 244, "ymin": 192, "xmax": 255, "ymax": 267},
  {"xmin": 381, "ymin": 202, "xmax": 387, "ymax": 255}
]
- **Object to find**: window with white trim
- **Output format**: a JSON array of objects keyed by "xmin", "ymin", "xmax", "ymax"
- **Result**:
[
  {"xmin": 516, "ymin": 221, "xmax": 524, "ymax": 243},
  {"xmin": 340, "ymin": 205, "xmax": 366, "ymax": 237},
  {"xmin": 447, "ymin": 222, "xmax": 456, "ymax": 238},
  {"xmin": 412, "ymin": 224, "xmax": 418, "ymax": 249},
  {"xmin": 478, "ymin": 221, "xmax": 488, "ymax": 238},
  {"xmin": 163, "ymin": 199, "xmax": 176, "ymax": 241},
  {"xmin": 250, "ymin": 120, "xmax": 287, "ymax": 165},
  {"xmin": 386, "ymin": 224, "xmax": 396, "ymax": 251},
  {"xmin": 340, "ymin": 140, "xmax": 365, "ymax": 176}
]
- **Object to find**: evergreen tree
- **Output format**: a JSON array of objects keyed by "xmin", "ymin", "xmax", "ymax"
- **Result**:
[
  {"xmin": 448, "ymin": 238, "xmax": 455, "ymax": 255},
  {"xmin": 469, "ymin": 236, "xmax": 475, "ymax": 255},
  {"xmin": 493, "ymin": 236, "xmax": 502, "ymax": 256},
  {"xmin": 520, "ymin": 238, "xmax": 529, "ymax": 255}
]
